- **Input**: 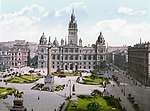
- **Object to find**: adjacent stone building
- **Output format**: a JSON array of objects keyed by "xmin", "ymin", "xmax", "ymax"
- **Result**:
[
  {"xmin": 10, "ymin": 41, "xmax": 30, "ymax": 68},
  {"xmin": 114, "ymin": 50, "xmax": 128, "ymax": 71},
  {"xmin": 0, "ymin": 40, "xmax": 38, "ymax": 70},
  {"xmin": 38, "ymin": 10, "xmax": 106, "ymax": 72},
  {"xmin": 0, "ymin": 47, "xmax": 11, "ymax": 72},
  {"xmin": 128, "ymin": 42, "xmax": 150, "ymax": 86},
  {"xmin": 106, "ymin": 45, "xmax": 127, "ymax": 64}
]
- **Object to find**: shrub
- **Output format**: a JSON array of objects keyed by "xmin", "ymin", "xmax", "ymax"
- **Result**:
[
  {"xmin": 12, "ymin": 81, "xmax": 19, "ymax": 83},
  {"xmin": 43, "ymin": 87, "xmax": 50, "ymax": 91},
  {"xmin": 103, "ymin": 96, "xmax": 121, "ymax": 109},
  {"xmin": 77, "ymin": 95, "xmax": 92, "ymax": 99},
  {"xmin": 2, "ymin": 95, "xmax": 7, "ymax": 99},
  {"xmin": 6, "ymin": 88, "xmax": 12, "ymax": 90},
  {"xmin": 23, "ymin": 81, "xmax": 28, "ymax": 83},
  {"xmin": 91, "ymin": 89, "xmax": 103, "ymax": 98},
  {"xmin": 86, "ymin": 102, "xmax": 101, "ymax": 111}
]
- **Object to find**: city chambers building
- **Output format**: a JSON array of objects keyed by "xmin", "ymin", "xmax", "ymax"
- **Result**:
[{"xmin": 38, "ymin": 10, "xmax": 106, "ymax": 72}]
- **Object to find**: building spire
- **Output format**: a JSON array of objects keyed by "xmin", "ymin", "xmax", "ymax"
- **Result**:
[
  {"xmin": 71, "ymin": 8, "xmax": 75, "ymax": 21},
  {"xmin": 99, "ymin": 30, "xmax": 102, "ymax": 36},
  {"xmin": 140, "ymin": 38, "xmax": 142, "ymax": 44},
  {"xmin": 48, "ymin": 36, "xmax": 51, "ymax": 45},
  {"xmin": 65, "ymin": 36, "xmax": 67, "ymax": 45},
  {"xmin": 72, "ymin": 8, "xmax": 74, "ymax": 15}
]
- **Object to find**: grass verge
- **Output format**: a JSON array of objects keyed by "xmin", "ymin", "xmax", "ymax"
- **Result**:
[
  {"xmin": 65, "ymin": 95, "xmax": 122, "ymax": 111},
  {"xmin": 6, "ymin": 74, "xmax": 43, "ymax": 83},
  {"xmin": 0, "ymin": 87, "xmax": 15, "ymax": 99}
]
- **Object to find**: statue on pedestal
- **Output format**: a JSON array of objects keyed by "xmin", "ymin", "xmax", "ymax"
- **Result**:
[{"xmin": 10, "ymin": 90, "xmax": 27, "ymax": 111}]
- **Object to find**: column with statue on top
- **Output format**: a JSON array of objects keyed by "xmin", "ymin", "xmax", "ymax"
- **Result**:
[{"xmin": 44, "ymin": 36, "xmax": 54, "ymax": 90}]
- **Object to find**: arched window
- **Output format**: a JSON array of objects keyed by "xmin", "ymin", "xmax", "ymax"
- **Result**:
[
  {"xmin": 93, "ymin": 55, "xmax": 96, "ymax": 60},
  {"xmin": 75, "ymin": 55, "xmax": 78, "ymax": 60},
  {"xmin": 100, "ymin": 55, "xmax": 103, "ymax": 60},
  {"xmin": 70, "ymin": 55, "xmax": 73, "ymax": 60},
  {"xmin": 41, "ymin": 55, "xmax": 44, "ymax": 59},
  {"xmin": 41, "ymin": 49, "xmax": 44, "ymax": 52},
  {"xmin": 57, "ymin": 55, "xmax": 60, "ymax": 60},
  {"xmin": 84, "ymin": 55, "xmax": 86, "ymax": 60},
  {"xmin": 65, "ymin": 55, "xmax": 68, "ymax": 60},
  {"xmin": 69, "ymin": 48, "xmax": 73, "ymax": 53},
  {"xmin": 88, "ymin": 55, "xmax": 91, "ymax": 60},
  {"xmin": 53, "ymin": 55, "xmax": 55, "ymax": 60}
]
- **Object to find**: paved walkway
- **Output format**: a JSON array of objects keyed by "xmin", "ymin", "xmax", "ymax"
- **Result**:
[
  {"xmin": 105, "ymin": 81, "xmax": 135, "ymax": 111},
  {"xmin": 106, "ymin": 64, "xmax": 150, "ymax": 111},
  {"xmin": 2, "ymin": 66, "xmax": 148, "ymax": 111}
]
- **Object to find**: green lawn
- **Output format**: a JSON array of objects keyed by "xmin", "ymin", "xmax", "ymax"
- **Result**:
[
  {"xmin": 54, "ymin": 85, "xmax": 65, "ymax": 91},
  {"xmin": 52, "ymin": 72, "xmax": 80, "ymax": 76},
  {"xmin": 65, "ymin": 95, "xmax": 122, "ymax": 111},
  {"xmin": 0, "ymin": 87, "xmax": 15, "ymax": 99},
  {"xmin": 6, "ymin": 74, "xmax": 43, "ymax": 83},
  {"xmin": 31, "ymin": 84, "xmax": 65, "ymax": 92},
  {"xmin": 81, "ymin": 77, "xmax": 108, "ymax": 85}
]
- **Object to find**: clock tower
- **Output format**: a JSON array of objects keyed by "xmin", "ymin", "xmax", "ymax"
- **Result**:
[{"xmin": 68, "ymin": 9, "xmax": 78, "ymax": 45}]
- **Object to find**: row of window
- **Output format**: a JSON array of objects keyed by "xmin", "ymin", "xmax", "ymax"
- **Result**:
[
  {"xmin": 11, "ymin": 53, "xmax": 22, "ymax": 56},
  {"xmin": 69, "ymin": 32, "xmax": 77, "ymax": 35},
  {"xmin": 51, "ymin": 62, "xmax": 96, "ymax": 65},
  {"xmin": 11, "ymin": 62, "xmax": 24, "ymax": 66},
  {"xmin": 51, "ymin": 65, "xmax": 95, "ymax": 69},
  {"xmin": 0, "ymin": 62, "xmax": 9, "ymax": 65},
  {"xmin": 40, "ymin": 55, "xmax": 96, "ymax": 60},
  {"xmin": 40, "ymin": 48, "xmax": 95, "ymax": 53},
  {"xmin": 12, "ymin": 57, "xmax": 21, "ymax": 61},
  {"xmin": 52, "ymin": 55, "xmax": 96, "ymax": 60}
]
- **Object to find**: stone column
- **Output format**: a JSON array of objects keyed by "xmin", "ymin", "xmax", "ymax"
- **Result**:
[{"xmin": 47, "ymin": 46, "xmax": 52, "ymax": 75}]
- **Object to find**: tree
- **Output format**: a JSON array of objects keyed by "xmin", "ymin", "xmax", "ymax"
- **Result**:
[
  {"xmin": 91, "ymin": 89, "xmax": 102, "ymax": 99},
  {"xmin": 91, "ymin": 70, "xmax": 97, "ymax": 80},
  {"xmin": 87, "ymin": 102, "xmax": 101, "ymax": 111}
]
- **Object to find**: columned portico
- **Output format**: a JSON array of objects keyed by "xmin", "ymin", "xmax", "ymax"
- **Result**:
[{"xmin": 63, "ymin": 62, "xmax": 78, "ymax": 71}]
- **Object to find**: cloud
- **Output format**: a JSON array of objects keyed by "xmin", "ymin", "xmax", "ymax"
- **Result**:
[
  {"xmin": 0, "ymin": 4, "xmax": 48, "ymax": 27},
  {"xmin": 0, "ymin": 4, "xmax": 48, "ymax": 42},
  {"xmin": 117, "ymin": 6, "xmax": 146, "ymax": 15},
  {"xmin": 54, "ymin": 2, "xmax": 87, "ymax": 17},
  {"xmin": 0, "ymin": 2, "xmax": 88, "ymax": 43},
  {"xmin": 80, "ymin": 19, "xmax": 150, "ymax": 46},
  {"xmin": 1, "ymin": 3, "xmax": 149, "ymax": 46}
]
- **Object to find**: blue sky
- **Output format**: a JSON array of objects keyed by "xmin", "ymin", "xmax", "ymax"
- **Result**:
[{"xmin": 0, "ymin": 0, "xmax": 150, "ymax": 46}]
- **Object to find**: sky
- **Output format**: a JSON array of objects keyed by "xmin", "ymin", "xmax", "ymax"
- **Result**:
[{"xmin": 0, "ymin": 0, "xmax": 150, "ymax": 46}]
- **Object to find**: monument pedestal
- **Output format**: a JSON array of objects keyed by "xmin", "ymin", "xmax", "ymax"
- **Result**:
[
  {"xmin": 44, "ymin": 74, "xmax": 54, "ymax": 89},
  {"xmin": 10, "ymin": 100, "xmax": 27, "ymax": 111}
]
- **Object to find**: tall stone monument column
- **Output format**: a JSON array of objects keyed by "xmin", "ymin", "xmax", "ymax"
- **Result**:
[
  {"xmin": 44, "ymin": 37, "xmax": 54, "ymax": 89},
  {"xmin": 47, "ymin": 42, "xmax": 51, "ymax": 75}
]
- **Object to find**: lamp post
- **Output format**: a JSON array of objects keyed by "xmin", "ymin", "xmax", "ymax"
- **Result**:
[
  {"xmin": 123, "ymin": 71, "xmax": 125, "ymax": 96},
  {"xmin": 68, "ymin": 79, "xmax": 72, "ymax": 99}
]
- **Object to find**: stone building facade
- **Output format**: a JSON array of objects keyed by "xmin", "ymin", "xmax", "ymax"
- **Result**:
[
  {"xmin": 0, "ymin": 47, "xmax": 11, "ymax": 72},
  {"xmin": 38, "ymin": 10, "xmax": 106, "ymax": 72},
  {"xmin": 106, "ymin": 46, "xmax": 127, "ymax": 64},
  {"xmin": 114, "ymin": 50, "xmax": 128, "ymax": 71},
  {"xmin": 10, "ymin": 41, "xmax": 30, "ymax": 68},
  {"xmin": 128, "ymin": 43, "xmax": 150, "ymax": 86},
  {"xmin": 0, "ymin": 40, "xmax": 37, "ymax": 70}
]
